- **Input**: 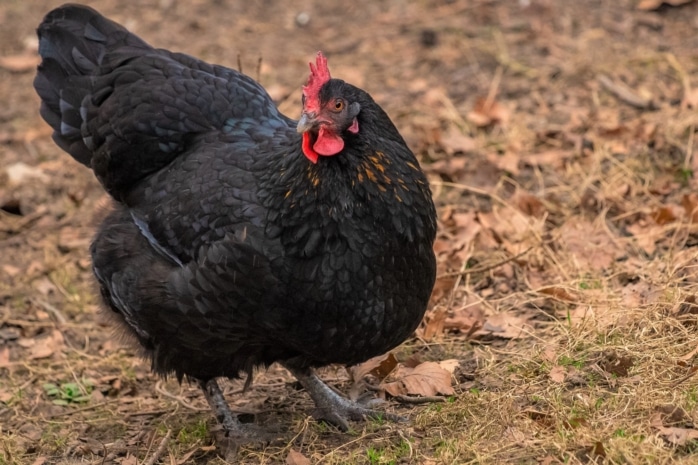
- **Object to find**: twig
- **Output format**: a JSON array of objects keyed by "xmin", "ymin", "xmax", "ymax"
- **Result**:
[
  {"xmin": 143, "ymin": 429, "xmax": 171, "ymax": 465},
  {"xmin": 394, "ymin": 395, "xmax": 447, "ymax": 404},
  {"xmin": 597, "ymin": 74, "xmax": 655, "ymax": 110},
  {"xmin": 437, "ymin": 243, "xmax": 537, "ymax": 279},
  {"xmin": 46, "ymin": 399, "xmax": 121, "ymax": 418},
  {"xmin": 155, "ymin": 380, "xmax": 207, "ymax": 412},
  {"xmin": 671, "ymin": 366, "xmax": 698, "ymax": 388},
  {"xmin": 666, "ymin": 52, "xmax": 693, "ymax": 109},
  {"xmin": 125, "ymin": 409, "xmax": 170, "ymax": 418}
]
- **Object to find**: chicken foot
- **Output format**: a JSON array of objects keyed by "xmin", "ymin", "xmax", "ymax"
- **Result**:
[{"xmin": 284, "ymin": 364, "xmax": 406, "ymax": 431}]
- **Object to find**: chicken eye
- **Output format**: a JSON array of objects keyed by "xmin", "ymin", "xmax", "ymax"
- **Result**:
[{"xmin": 333, "ymin": 99, "xmax": 344, "ymax": 111}]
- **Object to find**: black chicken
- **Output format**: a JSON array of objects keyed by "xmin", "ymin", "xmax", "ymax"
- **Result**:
[{"xmin": 34, "ymin": 4, "xmax": 436, "ymax": 438}]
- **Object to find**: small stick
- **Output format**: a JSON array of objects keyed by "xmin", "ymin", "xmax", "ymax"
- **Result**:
[
  {"xmin": 143, "ymin": 429, "xmax": 171, "ymax": 465},
  {"xmin": 597, "ymin": 74, "xmax": 655, "ymax": 110},
  {"xmin": 437, "ymin": 243, "xmax": 536, "ymax": 279},
  {"xmin": 394, "ymin": 395, "xmax": 447, "ymax": 404}
]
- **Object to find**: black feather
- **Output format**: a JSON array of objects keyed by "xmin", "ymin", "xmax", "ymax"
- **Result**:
[{"xmin": 35, "ymin": 3, "xmax": 436, "ymax": 400}]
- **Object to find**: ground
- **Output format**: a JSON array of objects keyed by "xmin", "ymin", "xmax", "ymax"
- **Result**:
[{"xmin": 1, "ymin": 0, "xmax": 698, "ymax": 464}]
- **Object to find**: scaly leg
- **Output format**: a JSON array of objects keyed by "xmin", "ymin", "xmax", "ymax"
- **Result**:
[
  {"xmin": 199, "ymin": 378, "xmax": 245, "ymax": 436},
  {"xmin": 283, "ymin": 364, "xmax": 405, "ymax": 431}
]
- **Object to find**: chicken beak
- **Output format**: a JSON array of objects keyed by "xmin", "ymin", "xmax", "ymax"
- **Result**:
[{"xmin": 296, "ymin": 112, "xmax": 316, "ymax": 133}]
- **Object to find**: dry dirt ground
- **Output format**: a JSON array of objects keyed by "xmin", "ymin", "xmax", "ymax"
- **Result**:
[{"xmin": 2, "ymin": 0, "xmax": 698, "ymax": 464}]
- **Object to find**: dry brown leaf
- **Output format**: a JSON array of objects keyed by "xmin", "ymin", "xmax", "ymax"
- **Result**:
[
  {"xmin": 421, "ymin": 306, "xmax": 449, "ymax": 341},
  {"xmin": 349, "ymin": 352, "xmax": 398, "ymax": 383},
  {"xmin": 475, "ymin": 312, "xmax": 533, "ymax": 339},
  {"xmin": 520, "ymin": 150, "xmax": 572, "ymax": 170},
  {"xmin": 513, "ymin": 191, "xmax": 546, "ymax": 218},
  {"xmin": 682, "ymin": 194, "xmax": 698, "ymax": 223},
  {"xmin": 286, "ymin": 449, "xmax": 312, "ymax": 465},
  {"xmin": 119, "ymin": 455, "xmax": 139, "ymax": 465},
  {"xmin": 29, "ymin": 329, "xmax": 64, "ymax": 360},
  {"xmin": 467, "ymin": 97, "xmax": 510, "ymax": 127},
  {"xmin": 637, "ymin": 0, "xmax": 694, "ymax": 10},
  {"xmin": 621, "ymin": 281, "xmax": 662, "ymax": 308},
  {"xmin": 0, "ymin": 54, "xmax": 40, "ymax": 72},
  {"xmin": 380, "ymin": 361, "xmax": 454, "ymax": 397},
  {"xmin": 599, "ymin": 350, "xmax": 634, "ymax": 377},
  {"xmin": 539, "ymin": 286, "xmax": 578, "ymax": 302},
  {"xmin": 485, "ymin": 151, "xmax": 520, "ymax": 175},
  {"xmin": 567, "ymin": 305, "xmax": 617, "ymax": 329},
  {"xmin": 0, "ymin": 346, "xmax": 10, "ymax": 368},
  {"xmin": 651, "ymin": 205, "xmax": 680, "ymax": 225},
  {"xmin": 650, "ymin": 404, "xmax": 698, "ymax": 445},
  {"xmin": 558, "ymin": 218, "xmax": 621, "ymax": 272},
  {"xmin": 683, "ymin": 88, "xmax": 698, "ymax": 110},
  {"xmin": 444, "ymin": 303, "xmax": 485, "ymax": 336},
  {"xmin": 438, "ymin": 359, "xmax": 460, "ymax": 373},
  {"xmin": 549, "ymin": 365, "xmax": 566, "ymax": 383},
  {"xmin": 439, "ymin": 126, "xmax": 476, "ymax": 154},
  {"xmin": 626, "ymin": 220, "xmax": 660, "ymax": 255}
]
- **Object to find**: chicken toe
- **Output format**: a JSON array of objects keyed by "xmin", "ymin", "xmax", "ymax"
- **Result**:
[{"xmin": 284, "ymin": 365, "xmax": 406, "ymax": 431}]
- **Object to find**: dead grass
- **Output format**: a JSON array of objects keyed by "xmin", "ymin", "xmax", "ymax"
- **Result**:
[{"xmin": 2, "ymin": 0, "xmax": 698, "ymax": 464}]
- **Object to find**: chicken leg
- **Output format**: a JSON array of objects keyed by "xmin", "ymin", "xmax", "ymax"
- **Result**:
[
  {"xmin": 199, "ymin": 378, "xmax": 247, "ymax": 437},
  {"xmin": 283, "ymin": 364, "xmax": 405, "ymax": 431}
]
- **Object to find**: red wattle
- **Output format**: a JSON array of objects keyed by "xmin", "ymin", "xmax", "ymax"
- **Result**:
[
  {"xmin": 302, "ymin": 132, "xmax": 319, "ymax": 164},
  {"xmin": 313, "ymin": 126, "xmax": 344, "ymax": 156}
]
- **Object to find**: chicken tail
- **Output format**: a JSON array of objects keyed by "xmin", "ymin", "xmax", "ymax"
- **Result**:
[{"xmin": 33, "ymin": 4, "xmax": 149, "ymax": 168}]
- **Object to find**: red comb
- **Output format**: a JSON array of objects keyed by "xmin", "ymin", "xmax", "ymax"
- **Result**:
[{"xmin": 302, "ymin": 52, "xmax": 331, "ymax": 113}]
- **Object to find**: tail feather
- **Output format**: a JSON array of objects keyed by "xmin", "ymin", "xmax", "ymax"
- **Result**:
[{"xmin": 34, "ymin": 4, "xmax": 149, "ymax": 167}]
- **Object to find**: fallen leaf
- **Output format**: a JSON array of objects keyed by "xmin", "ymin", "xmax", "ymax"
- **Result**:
[
  {"xmin": 637, "ymin": 0, "xmax": 694, "ymax": 10},
  {"xmin": 421, "ymin": 306, "xmax": 449, "ymax": 341},
  {"xmin": 29, "ymin": 329, "xmax": 65, "ymax": 360},
  {"xmin": 651, "ymin": 404, "xmax": 698, "ymax": 445},
  {"xmin": 438, "ymin": 359, "xmax": 460, "ymax": 374},
  {"xmin": 621, "ymin": 281, "xmax": 661, "ymax": 308},
  {"xmin": 439, "ymin": 126, "xmax": 476, "ymax": 154},
  {"xmin": 652, "ymin": 205, "xmax": 680, "ymax": 225},
  {"xmin": 558, "ymin": 218, "xmax": 622, "ymax": 272},
  {"xmin": 286, "ymin": 449, "xmax": 311, "ymax": 465},
  {"xmin": 30, "ymin": 456, "xmax": 47, "ymax": 465},
  {"xmin": 524, "ymin": 409, "xmax": 555, "ymax": 428},
  {"xmin": 443, "ymin": 303, "xmax": 485, "ymax": 336},
  {"xmin": 6, "ymin": 162, "xmax": 49, "ymax": 185},
  {"xmin": 380, "ymin": 362, "xmax": 454, "ymax": 397},
  {"xmin": 119, "ymin": 455, "xmax": 139, "ymax": 465},
  {"xmin": 467, "ymin": 96, "xmax": 510, "ymax": 127},
  {"xmin": 0, "ymin": 346, "xmax": 10, "ymax": 368},
  {"xmin": 539, "ymin": 286, "xmax": 578, "ymax": 302},
  {"xmin": 599, "ymin": 350, "xmax": 634, "ymax": 377},
  {"xmin": 0, "ymin": 389, "xmax": 13, "ymax": 404},
  {"xmin": 626, "ymin": 220, "xmax": 660, "ymax": 255},
  {"xmin": 485, "ymin": 151, "xmax": 520, "ymax": 175},
  {"xmin": 504, "ymin": 426, "xmax": 527, "ymax": 443},
  {"xmin": 682, "ymin": 194, "xmax": 698, "ymax": 223},
  {"xmin": 520, "ymin": 150, "xmax": 573, "ymax": 170},
  {"xmin": 474, "ymin": 312, "xmax": 533, "ymax": 339},
  {"xmin": 349, "ymin": 352, "xmax": 398, "ymax": 383},
  {"xmin": 513, "ymin": 190, "xmax": 546, "ymax": 218},
  {"xmin": 33, "ymin": 277, "xmax": 57, "ymax": 296},
  {"xmin": 549, "ymin": 365, "xmax": 566, "ymax": 383}
]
